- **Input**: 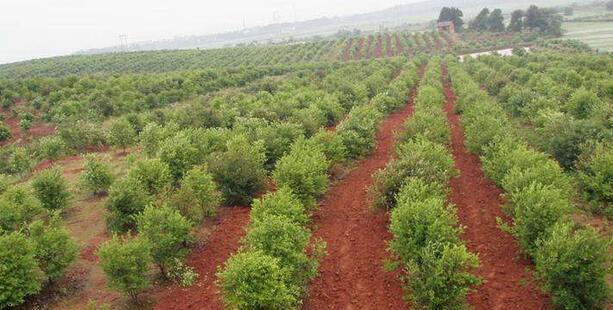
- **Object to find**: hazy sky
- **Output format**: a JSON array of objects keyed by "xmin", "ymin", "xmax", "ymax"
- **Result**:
[{"xmin": 0, "ymin": 0, "xmax": 422, "ymax": 64}]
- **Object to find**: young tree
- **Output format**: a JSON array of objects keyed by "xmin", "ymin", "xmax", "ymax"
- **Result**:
[
  {"xmin": 37, "ymin": 136, "xmax": 66, "ymax": 162},
  {"xmin": 126, "ymin": 158, "xmax": 172, "ymax": 195},
  {"xmin": 80, "ymin": 154, "xmax": 114, "ymax": 195},
  {"xmin": 0, "ymin": 121, "xmax": 11, "ymax": 142},
  {"xmin": 208, "ymin": 136, "xmax": 267, "ymax": 205},
  {"xmin": 98, "ymin": 235, "xmax": 152, "ymax": 302},
  {"xmin": 108, "ymin": 118, "xmax": 137, "ymax": 153},
  {"xmin": 157, "ymin": 133, "xmax": 198, "ymax": 182},
  {"xmin": 28, "ymin": 216, "xmax": 79, "ymax": 282},
  {"xmin": 136, "ymin": 204, "xmax": 193, "ymax": 277},
  {"xmin": 0, "ymin": 232, "xmax": 43, "ymax": 308},
  {"xmin": 31, "ymin": 166, "xmax": 71, "ymax": 211},
  {"xmin": 0, "ymin": 187, "xmax": 44, "ymax": 232},
  {"xmin": 105, "ymin": 177, "xmax": 151, "ymax": 232},
  {"xmin": 508, "ymin": 10, "xmax": 524, "ymax": 32},
  {"xmin": 172, "ymin": 165, "xmax": 221, "ymax": 222},
  {"xmin": 438, "ymin": 7, "xmax": 464, "ymax": 32}
]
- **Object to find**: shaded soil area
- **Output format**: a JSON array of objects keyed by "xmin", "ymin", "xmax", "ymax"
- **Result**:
[
  {"xmin": 355, "ymin": 38, "xmax": 365, "ymax": 61},
  {"xmin": 385, "ymin": 34, "xmax": 394, "ymax": 57},
  {"xmin": 0, "ymin": 116, "xmax": 56, "ymax": 146},
  {"xmin": 441, "ymin": 66, "xmax": 550, "ymax": 310},
  {"xmin": 374, "ymin": 35, "xmax": 383, "ymax": 58},
  {"xmin": 303, "ymin": 69, "xmax": 424, "ymax": 310},
  {"xmin": 342, "ymin": 39, "xmax": 354, "ymax": 61},
  {"xmin": 394, "ymin": 34, "xmax": 404, "ymax": 56},
  {"xmin": 152, "ymin": 206, "xmax": 251, "ymax": 309}
]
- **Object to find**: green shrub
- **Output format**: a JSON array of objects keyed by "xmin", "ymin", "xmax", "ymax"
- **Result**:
[
  {"xmin": 254, "ymin": 122, "xmax": 304, "ymax": 170},
  {"xmin": 244, "ymin": 215, "xmax": 316, "ymax": 289},
  {"xmin": 0, "ymin": 122, "xmax": 11, "ymax": 141},
  {"xmin": 0, "ymin": 174, "xmax": 8, "ymax": 194},
  {"xmin": 27, "ymin": 216, "xmax": 79, "ymax": 281},
  {"xmin": 577, "ymin": 142, "xmax": 612, "ymax": 214},
  {"xmin": 389, "ymin": 198, "xmax": 460, "ymax": 264},
  {"xmin": 374, "ymin": 138, "xmax": 456, "ymax": 209},
  {"xmin": 217, "ymin": 250, "xmax": 297, "ymax": 310},
  {"xmin": 105, "ymin": 177, "xmax": 151, "ymax": 232},
  {"xmin": 336, "ymin": 105, "xmax": 383, "ymax": 159},
  {"xmin": 0, "ymin": 188, "xmax": 44, "ymax": 231},
  {"xmin": 37, "ymin": 136, "xmax": 66, "ymax": 162},
  {"xmin": 273, "ymin": 139, "xmax": 329, "ymax": 207},
  {"xmin": 501, "ymin": 161, "xmax": 572, "ymax": 200},
  {"xmin": 80, "ymin": 154, "xmax": 113, "ymax": 195},
  {"xmin": 98, "ymin": 235, "xmax": 152, "ymax": 301},
  {"xmin": 108, "ymin": 118, "xmax": 137, "ymax": 152},
  {"xmin": 31, "ymin": 166, "xmax": 71, "ymax": 211},
  {"xmin": 250, "ymin": 186, "xmax": 308, "ymax": 226},
  {"xmin": 308, "ymin": 129, "xmax": 347, "ymax": 164},
  {"xmin": 171, "ymin": 165, "xmax": 221, "ymax": 222},
  {"xmin": 126, "ymin": 158, "xmax": 172, "ymax": 195},
  {"xmin": 406, "ymin": 242, "xmax": 480, "ymax": 309},
  {"xmin": 0, "ymin": 232, "xmax": 43, "ymax": 308},
  {"xmin": 158, "ymin": 132, "xmax": 198, "ymax": 182},
  {"xmin": 565, "ymin": 88, "xmax": 601, "ymax": 119},
  {"xmin": 399, "ymin": 109, "xmax": 450, "ymax": 145},
  {"xmin": 136, "ymin": 204, "xmax": 193, "ymax": 277},
  {"xmin": 208, "ymin": 136, "xmax": 267, "ymax": 205},
  {"xmin": 535, "ymin": 221, "xmax": 609, "ymax": 310},
  {"xmin": 506, "ymin": 183, "xmax": 572, "ymax": 256}
]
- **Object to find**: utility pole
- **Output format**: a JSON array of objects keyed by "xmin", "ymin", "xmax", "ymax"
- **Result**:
[{"xmin": 119, "ymin": 34, "xmax": 128, "ymax": 52}]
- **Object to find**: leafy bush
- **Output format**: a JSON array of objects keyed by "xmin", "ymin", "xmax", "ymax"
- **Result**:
[
  {"xmin": 564, "ymin": 88, "xmax": 601, "ymax": 119},
  {"xmin": 535, "ymin": 221, "xmax": 609, "ymax": 310},
  {"xmin": 250, "ymin": 186, "xmax": 308, "ymax": 226},
  {"xmin": 108, "ymin": 118, "xmax": 137, "ymax": 152},
  {"xmin": 577, "ymin": 142, "xmax": 612, "ymax": 215},
  {"xmin": 501, "ymin": 161, "xmax": 572, "ymax": 200},
  {"xmin": 27, "ymin": 216, "xmax": 79, "ymax": 281},
  {"xmin": 105, "ymin": 177, "xmax": 151, "ymax": 232},
  {"xmin": 373, "ymin": 138, "xmax": 456, "ymax": 209},
  {"xmin": 31, "ymin": 166, "xmax": 71, "ymax": 211},
  {"xmin": 0, "ymin": 122, "xmax": 11, "ymax": 141},
  {"xmin": 37, "ymin": 136, "xmax": 66, "ymax": 162},
  {"xmin": 208, "ymin": 136, "xmax": 267, "ymax": 205},
  {"xmin": 136, "ymin": 204, "xmax": 193, "ymax": 277},
  {"xmin": 399, "ymin": 109, "xmax": 450, "ymax": 145},
  {"xmin": 244, "ymin": 215, "xmax": 316, "ymax": 290},
  {"xmin": 171, "ymin": 165, "xmax": 221, "ymax": 222},
  {"xmin": 0, "ymin": 174, "xmax": 8, "ymax": 194},
  {"xmin": 308, "ymin": 129, "xmax": 347, "ymax": 164},
  {"xmin": 0, "ymin": 187, "xmax": 44, "ymax": 231},
  {"xmin": 406, "ymin": 242, "xmax": 480, "ymax": 309},
  {"xmin": 80, "ymin": 154, "xmax": 113, "ymax": 195},
  {"xmin": 0, "ymin": 232, "xmax": 43, "ymax": 308},
  {"xmin": 157, "ymin": 132, "xmax": 198, "ymax": 182},
  {"xmin": 98, "ymin": 235, "xmax": 152, "ymax": 301},
  {"xmin": 217, "ymin": 250, "xmax": 297, "ymax": 310},
  {"xmin": 126, "ymin": 158, "xmax": 172, "ymax": 195},
  {"xmin": 273, "ymin": 139, "xmax": 329, "ymax": 208}
]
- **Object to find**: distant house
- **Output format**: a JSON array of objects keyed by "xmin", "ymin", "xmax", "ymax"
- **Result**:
[{"xmin": 437, "ymin": 21, "xmax": 455, "ymax": 34}]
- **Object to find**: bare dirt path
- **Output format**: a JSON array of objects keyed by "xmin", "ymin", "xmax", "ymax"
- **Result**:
[
  {"xmin": 152, "ymin": 206, "xmax": 251, "ymax": 309},
  {"xmin": 303, "ymin": 68, "xmax": 424, "ymax": 310},
  {"xmin": 441, "ymin": 65, "xmax": 550, "ymax": 310}
]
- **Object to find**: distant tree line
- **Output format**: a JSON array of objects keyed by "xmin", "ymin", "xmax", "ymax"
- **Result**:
[{"xmin": 438, "ymin": 5, "xmax": 562, "ymax": 36}]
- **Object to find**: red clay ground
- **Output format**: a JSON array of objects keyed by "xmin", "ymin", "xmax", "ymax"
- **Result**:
[
  {"xmin": 394, "ymin": 34, "xmax": 404, "ymax": 56},
  {"xmin": 303, "ymin": 69, "xmax": 424, "ymax": 310},
  {"xmin": 355, "ymin": 38, "xmax": 365, "ymax": 61},
  {"xmin": 441, "ymin": 66, "xmax": 550, "ymax": 310},
  {"xmin": 374, "ymin": 34, "xmax": 383, "ymax": 58},
  {"xmin": 152, "ymin": 206, "xmax": 250, "ymax": 309},
  {"xmin": 342, "ymin": 39, "xmax": 354, "ymax": 62},
  {"xmin": 385, "ymin": 34, "xmax": 394, "ymax": 58}
]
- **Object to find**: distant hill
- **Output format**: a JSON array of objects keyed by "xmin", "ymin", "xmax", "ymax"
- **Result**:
[{"xmin": 76, "ymin": 0, "xmax": 583, "ymax": 55}]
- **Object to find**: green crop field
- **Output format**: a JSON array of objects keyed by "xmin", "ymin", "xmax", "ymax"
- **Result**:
[{"xmin": 563, "ymin": 21, "xmax": 613, "ymax": 52}]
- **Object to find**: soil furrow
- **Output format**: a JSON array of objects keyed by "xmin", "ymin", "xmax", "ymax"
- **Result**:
[
  {"xmin": 152, "ymin": 206, "xmax": 251, "ymax": 309},
  {"xmin": 441, "ymin": 65, "xmax": 550, "ymax": 310},
  {"xmin": 303, "ymin": 72, "xmax": 423, "ymax": 310}
]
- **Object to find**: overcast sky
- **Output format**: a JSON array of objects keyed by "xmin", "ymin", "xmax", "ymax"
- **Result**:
[{"xmin": 0, "ymin": 0, "xmax": 423, "ymax": 64}]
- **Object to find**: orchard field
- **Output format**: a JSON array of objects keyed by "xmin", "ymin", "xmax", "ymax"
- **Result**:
[{"xmin": 0, "ymin": 7, "xmax": 611, "ymax": 310}]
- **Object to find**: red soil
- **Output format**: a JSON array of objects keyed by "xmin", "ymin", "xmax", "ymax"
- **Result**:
[
  {"xmin": 342, "ymin": 39, "xmax": 354, "ymax": 62},
  {"xmin": 385, "ymin": 34, "xmax": 394, "ymax": 57},
  {"xmin": 442, "ymin": 66, "xmax": 550, "ymax": 310},
  {"xmin": 0, "ymin": 116, "xmax": 56, "ymax": 146},
  {"xmin": 374, "ymin": 34, "xmax": 383, "ymax": 58},
  {"xmin": 152, "ymin": 206, "xmax": 251, "ymax": 309},
  {"xmin": 303, "ymin": 70, "xmax": 423, "ymax": 310},
  {"xmin": 394, "ymin": 34, "xmax": 404, "ymax": 56},
  {"xmin": 355, "ymin": 38, "xmax": 365, "ymax": 61}
]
